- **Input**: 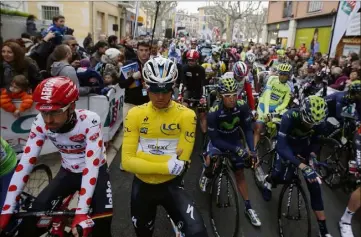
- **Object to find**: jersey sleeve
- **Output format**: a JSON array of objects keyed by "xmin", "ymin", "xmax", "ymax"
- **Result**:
[
  {"xmin": 177, "ymin": 109, "xmax": 197, "ymax": 162},
  {"xmin": 238, "ymin": 101, "xmax": 255, "ymax": 151},
  {"xmin": 121, "ymin": 107, "xmax": 170, "ymax": 175},
  {"xmin": 76, "ymin": 113, "xmax": 103, "ymax": 215},
  {"xmin": 1, "ymin": 114, "xmax": 46, "ymax": 214},
  {"xmin": 275, "ymin": 85, "xmax": 291, "ymax": 113},
  {"xmin": 276, "ymin": 112, "xmax": 301, "ymax": 166}
]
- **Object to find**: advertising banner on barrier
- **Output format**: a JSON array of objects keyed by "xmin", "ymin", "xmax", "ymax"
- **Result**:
[{"xmin": 0, "ymin": 87, "xmax": 124, "ymax": 155}]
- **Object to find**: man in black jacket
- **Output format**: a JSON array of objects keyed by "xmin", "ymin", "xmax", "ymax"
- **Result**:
[{"xmin": 119, "ymin": 41, "xmax": 150, "ymax": 122}]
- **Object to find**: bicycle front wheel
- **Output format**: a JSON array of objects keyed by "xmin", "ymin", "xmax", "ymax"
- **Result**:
[
  {"xmin": 209, "ymin": 167, "xmax": 241, "ymax": 237},
  {"xmin": 24, "ymin": 164, "xmax": 53, "ymax": 198},
  {"xmin": 278, "ymin": 181, "xmax": 311, "ymax": 237}
]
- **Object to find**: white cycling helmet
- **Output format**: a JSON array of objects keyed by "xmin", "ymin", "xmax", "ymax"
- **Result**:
[
  {"xmin": 212, "ymin": 46, "xmax": 221, "ymax": 55},
  {"xmin": 142, "ymin": 56, "xmax": 178, "ymax": 86},
  {"xmin": 246, "ymin": 52, "xmax": 256, "ymax": 63},
  {"xmin": 104, "ymin": 48, "xmax": 121, "ymax": 61}
]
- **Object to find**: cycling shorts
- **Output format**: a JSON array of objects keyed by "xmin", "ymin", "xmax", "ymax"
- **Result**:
[
  {"xmin": 256, "ymin": 102, "xmax": 277, "ymax": 123},
  {"xmin": 131, "ymin": 176, "xmax": 208, "ymax": 237},
  {"xmin": 206, "ymin": 141, "xmax": 244, "ymax": 170}
]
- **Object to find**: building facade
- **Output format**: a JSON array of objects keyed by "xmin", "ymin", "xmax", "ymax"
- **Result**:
[
  {"xmin": 266, "ymin": 1, "xmax": 339, "ymax": 54},
  {"xmin": 1, "ymin": 1, "xmax": 142, "ymax": 44},
  {"xmin": 174, "ymin": 11, "xmax": 199, "ymax": 37}
]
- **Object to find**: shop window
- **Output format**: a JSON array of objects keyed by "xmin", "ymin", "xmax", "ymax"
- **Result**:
[
  {"xmin": 308, "ymin": 1, "xmax": 323, "ymax": 13},
  {"xmin": 41, "ymin": 6, "xmax": 60, "ymax": 20}
]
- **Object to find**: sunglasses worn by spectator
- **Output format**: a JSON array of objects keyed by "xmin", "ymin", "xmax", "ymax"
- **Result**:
[
  {"xmin": 71, "ymin": 44, "xmax": 78, "ymax": 47},
  {"xmin": 40, "ymin": 103, "xmax": 71, "ymax": 117}
]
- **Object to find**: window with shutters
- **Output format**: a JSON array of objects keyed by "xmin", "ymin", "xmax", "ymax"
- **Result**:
[
  {"xmin": 308, "ymin": 1, "xmax": 323, "ymax": 13},
  {"xmin": 41, "ymin": 6, "xmax": 60, "ymax": 20}
]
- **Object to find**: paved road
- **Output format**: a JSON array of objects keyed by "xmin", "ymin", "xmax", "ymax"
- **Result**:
[{"xmin": 109, "ymin": 125, "xmax": 361, "ymax": 237}]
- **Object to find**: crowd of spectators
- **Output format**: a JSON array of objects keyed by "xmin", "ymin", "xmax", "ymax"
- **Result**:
[{"xmin": 0, "ymin": 14, "xmax": 360, "ymax": 119}]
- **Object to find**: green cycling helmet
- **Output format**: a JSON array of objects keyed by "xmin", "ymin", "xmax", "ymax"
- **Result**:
[
  {"xmin": 349, "ymin": 80, "xmax": 361, "ymax": 94},
  {"xmin": 218, "ymin": 77, "xmax": 239, "ymax": 94},
  {"xmin": 277, "ymin": 63, "xmax": 292, "ymax": 74},
  {"xmin": 300, "ymin": 95, "xmax": 328, "ymax": 125}
]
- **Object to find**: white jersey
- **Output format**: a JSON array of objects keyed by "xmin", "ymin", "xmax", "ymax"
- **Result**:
[{"xmin": 1, "ymin": 109, "xmax": 106, "ymax": 215}]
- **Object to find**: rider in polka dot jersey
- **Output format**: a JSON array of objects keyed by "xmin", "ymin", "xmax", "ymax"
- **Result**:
[{"xmin": 0, "ymin": 77, "xmax": 113, "ymax": 237}]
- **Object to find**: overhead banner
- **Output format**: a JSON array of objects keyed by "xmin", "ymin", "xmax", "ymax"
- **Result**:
[
  {"xmin": 330, "ymin": 1, "xmax": 360, "ymax": 57},
  {"xmin": 1, "ymin": 86, "xmax": 125, "ymax": 155},
  {"xmin": 294, "ymin": 27, "xmax": 332, "ymax": 55}
]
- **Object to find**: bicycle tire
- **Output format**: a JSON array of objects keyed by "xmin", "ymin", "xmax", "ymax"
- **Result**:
[
  {"xmin": 209, "ymin": 166, "xmax": 241, "ymax": 237},
  {"xmin": 254, "ymin": 136, "xmax": 272, "ymax": 189},
  {"xmin": 318, "ymin": 138, "xmax": 344, "ymax": 189},
  {"xmin": 277, "ymin": 181, "xmax": 311, "ymax": 237},
  {"xmin": 23, "ymin": 164, "xmax": 53, "ymax": 198}
]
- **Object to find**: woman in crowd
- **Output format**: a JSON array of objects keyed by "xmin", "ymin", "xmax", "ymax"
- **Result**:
[{"xmin": 0, "ymin": 41, "xmax": 42, "ymax": 90}]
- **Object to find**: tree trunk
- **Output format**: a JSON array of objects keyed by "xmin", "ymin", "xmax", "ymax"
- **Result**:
[{"xmin": 227, "ymin": 18, "xmax": 235, "ymax": 42}]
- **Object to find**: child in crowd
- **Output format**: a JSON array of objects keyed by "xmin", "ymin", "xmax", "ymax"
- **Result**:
[
  {"xmin": 0, "ymin": 75, "xmax": 33, "ymax": 117},
  {"xmin": 345, "ymin": 70, "xmax": 360, "ymax": 91},
  {"xmin": 100, "ymin": 69, "xmax": 119, "ymax": 95},
  {"xmin": 42, "ymin": 15, "xmax": 67, "ymax": 45}
]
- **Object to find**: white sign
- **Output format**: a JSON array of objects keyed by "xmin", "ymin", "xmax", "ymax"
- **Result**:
[
  {"xmin": 0, "ymin": 86, "xmax": 125, "ymax": 155},
  {"xmin": 343, "ymin": 44, "xmax": 361, "ymax": 56}
]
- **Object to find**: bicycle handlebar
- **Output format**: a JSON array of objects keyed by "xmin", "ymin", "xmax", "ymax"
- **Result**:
[{"xmin": 15, "ymin": 210, "xmax": 76, "ymax": 218}]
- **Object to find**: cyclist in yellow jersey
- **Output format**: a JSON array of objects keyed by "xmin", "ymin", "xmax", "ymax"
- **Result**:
[
  {"xmin": 122, "ymin": 56, "xmax": 208, "ymax": 237},
  {"xmin": 254, "ymin": 63, "xmax": 292, "ymax": 147}
]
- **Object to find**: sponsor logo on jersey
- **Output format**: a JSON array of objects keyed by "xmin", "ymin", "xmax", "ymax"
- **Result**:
[
  {"xmin": 105, "ymin": 181, "xmax": 113, "ymax": 209},
  {"xmin": 220, "ymin": 117, "xmax": 240, "ymax": 131},
  {"xmin": 69, "ymin": 134, "xmax": 86, "ymax": 143},
  {"xmin": 124, "ymin": 127, "xmax": 131, "ymax": 133},
  {"xmin": 149, "ymin": 150, "xmax": 164, "ymax": 155},
  {"xmin": 186, "ymin": 72, "xmax": 192, "ymax": 77},
  {"xmin": 140, "ymin": 127, "xmax": 148, "ymax": 134},
  {"xmin": 160, "ymin": 123, "xmax": 180, "ymax": 135},
  {"xmin": 143, "ymin": 116, "xmax": 149, "ymax": 122},
  {"xmin": 148, "ymin": 144, "xmax": 169, "ymax": 150},
  {"xmin": 92, "ymin": 119, "xmax": 98, "ymax": 125},
  {"xmin": 56, "ymin": 144, "xmax": 85, "ymax": 154},
  {"xmin": 89, "ymin": 132, "xmax": 100, "ymax": 141},
  {"xmin": 79, "ymin": 114, "xmax": 87, "ymax": 121},
  {"xmin": 29, "ymin": 132, "xmax": 37, "ymax": 139},
  {"xmin": 48, "ymin": 135, "xmax": 57, "ymax": 142},
  {"xmin": 185, "ymin": 131, "xmax": 195, "ymax": 143}
]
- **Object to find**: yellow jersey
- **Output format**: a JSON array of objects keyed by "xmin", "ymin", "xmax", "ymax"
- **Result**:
[{"xmin": 122, "ymin": 101, "xmax": 197, "ymax": 184}]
